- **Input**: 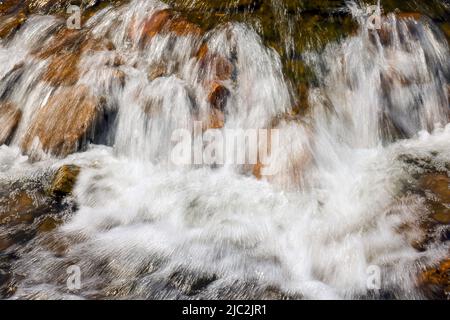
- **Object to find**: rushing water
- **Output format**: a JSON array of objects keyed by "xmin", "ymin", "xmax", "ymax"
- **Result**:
[{"xmin": 0, "ymin": 0, "xmax": 449, "ymax": 299}]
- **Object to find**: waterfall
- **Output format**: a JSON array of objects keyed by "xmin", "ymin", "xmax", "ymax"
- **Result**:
[{"xmin": 0, "ymin": 0, "xmax": 449, "ymax": 299}]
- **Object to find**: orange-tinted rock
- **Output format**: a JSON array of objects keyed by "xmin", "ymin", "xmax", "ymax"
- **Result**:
[
  {"xmin": 37, "ymin": 216, "xmax": 61, "ymax": 233},
  {"xmin": 252, "ymin": 161, "xmax": 263, "ymax": 180},
  {"xmin": 35, "ymin": 28, "xmax": 84, "ymax": 59},
  {"xmin": 207, "ymin": 108, "xmax": 225, "ymax": 130},
  {"xmin": 196, "ymin": 43, "xmax": 209, "ymax": 60},
  {"xmin": 0, "ymin": 102, "xmax": 21, "ymax": 145},
  {"xmin": 167, "ymin": 16, "xmax": 203, "ymax": 37},
  {"xmin": 148, "ymin": 63, "xmax": 167, "ymax": 81},
  {"xmin": 48, "ymin": 165, "xmax": 80, "ymax": 197},
  {"xmin": 141, "ymin": 9, "xmax": 172, "ymax": 42},
  {"xmin": 291, "ymin": 83, "xmax": 309, "ymax": 116},
  {"xmin": 42, "ymin": 51, "xmax": 80, "ymax": 86},
  {"xmin": 0, "ymin": 0, "xmax": 21, "ymax": 15},
  {"xmin": 21, "ymin": 85, "xmax": 101, "ymax": 158},
  {"xmin": 420, "ymin": 258, "xmax": 450, "ymax": 298},
  {"xmin": 0, "ymin": 236, "xmax": 11, "ymax": 251},
  {"xmin": 0, "ymin": 192, "xmax": 37, "ymax": 226},
  {"xmin": 81, "ymin": 37, "xmax": 116, "ymax": 53},
  {"xmin": 0, "ymin": 12, "xmax": 26, "ymax": 38},
  {"xmin": 140, "ymin": 9, "xmax": 203, "ymax": 44},
  {"xmin": 397, "ymin": 12, "xmax": 422, "ymax": 21},
  {"xmin": 420, "ymin": 174, "xmax": 450, "ymax": 203},
  {"xmin": 112, "ymin": 69, "xmax": 126, "ymax": 87},
  {"xmin": 208, "ymin": 82, "xmax": 230, "ymax": 111}
]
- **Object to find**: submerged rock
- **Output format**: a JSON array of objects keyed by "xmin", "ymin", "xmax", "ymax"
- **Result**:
[
  {"xmin": 139, "ymin": 8, "xmax": 203, "ymax": 45},
  {"xmin": 43, "ymin": 51, "xmax": 80, "ymax": 86},
  {"xmin": 420, "ymin": 259, "xmax": 450, "ymax": 299},
  {"xmin": 207, "ymin": 82, "xmax": 229, "ymax": 112}
]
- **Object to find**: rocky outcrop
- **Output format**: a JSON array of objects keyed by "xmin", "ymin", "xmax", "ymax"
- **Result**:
[
  {"xmin": 21, "ymin": 85, "xmax": 102, "ymax": 159},
  {"xmin": 0, "ymin": 102, "xmax": 21, "ymax": 145},
  {"xmin": 47, "ymin": 165, "xmax": 81, "ymax": 197}
]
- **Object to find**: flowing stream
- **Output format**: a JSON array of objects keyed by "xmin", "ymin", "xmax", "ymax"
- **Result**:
[{"xmin": 0, "ymin": 0, "xmax": 449, "ymax": 299}]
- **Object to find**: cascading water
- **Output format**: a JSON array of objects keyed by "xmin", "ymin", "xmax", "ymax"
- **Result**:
[{"xmin": 0, "ymin": 0, "xmax": 449, "ymax": 299}]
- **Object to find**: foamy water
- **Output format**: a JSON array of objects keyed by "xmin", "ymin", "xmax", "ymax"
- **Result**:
[{"xmin": 0, "ymin": 0, "xmax": 449, "ymax": 299}]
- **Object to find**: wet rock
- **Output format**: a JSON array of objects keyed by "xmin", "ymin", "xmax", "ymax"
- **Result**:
[
  {"xmin": 0, "ymin": 0, "xmax": 22, "ymax": 15},
  {"xmin": 47, "ymin": 165, "xmax": 81, "ymax": 197},
  {"xmin": 207, "ymin": 82, "xmax": 230, "ymax": 112},
  {"xmin": 42, "ymin": 51, "xmax": 80, "ymax": 86},
  {"xmin": 197, "ymin": 44, "xmax": 234, "ymax": 81},
  {"xmin": 0, "ymin": 237, "xmax": 11, "ymax": 251},
  {"xmin": 397, "ymin": 12, "xmax": 422, "ymax": 20},
  {"xmin": 140, "ymin": 9, "xmax": 172, "ymax": 42},
  {"xmin": 37, "ymin": 216, "xmax": 62, "ymax": 233},
  {"xmin": 140, "ymin": 9, "xmax": 203, "ymax": 45},
  {"xmin": 0, "ymin": 192, "xmax": 35, "ymax": 225},
  {"xmin": 0, "ymin": 12, "xmax": 27, "ymax": 39},
  {"xmin": 21, "ymin": 85, "xmax": 102, "ymax": 159},
  {"xmin": 148, "ymin": 63, "xmax": 167, "ymax": 81},
  {"xmin": 420, "ymin": 258, "xmax": 450, "ymax": 299},
  {"xmin": 0, "ymin": 102, "xmax": 21, "ymax": 145},
  {"xmin": 419, "ymin": 174, "xmax": 450, "ymax": 203},
  {"xmin": 419, "ymin": 174, "xmax": 450, "ymax": 225},
  {"xmin": 206, "ymin": 108, "xmax": 225, "ymax": 130},
  {"xmin": 167, "ymin": 16, "xmax": 203, "ymax": 37},
  {"xmin": 35, "ymin": 28, "xmax": 85, "ymax": 59}
]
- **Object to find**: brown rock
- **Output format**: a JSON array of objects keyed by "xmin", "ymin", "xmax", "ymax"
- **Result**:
[
  {"xmin": 21, "ymin": 85, "xmax": 101, "ymax": 158},
  {"xmin": 196, "ymin": 43, "xmax": 208, "ymax": 60},
  {"xmin": 167, "ymin": 16, "xmax": 203, "ymax": 37},
  {"xmin": 0, "ymin": 191, "xmax": 43, "ymax": 227},
  {"xmin": 420, "ymin": 258, "xmax": 450, "ymax": 298},
  {"xmin": 420, "ymin": 174, "xmax": 450, "ymax": 203},
  {"xmin": 207, "ymin": 108, "xmax": 225, "ymax": 130},
  {"xmin": 0, "ymin": 102, "xmax": 21, "ymax": 145},
  {"xmin": 148, "ymin": 63, "xmax": 167, "ymax": 81},
  {"xmin": 112, "ymin": 69, "xmax": 126, "ymax": 87},
  {"xmin": 197, "ymin": 44, "xmax": 234, "ymax": 81},
  {"xmin": 0, "ymin": 236, "xmax": 11, "ymax": 251},
  {"xmin": 42, "ymin": 51, "xmax": 80, "ymax": 86},
  {"xmin": 208, "ymin": 82, "xmax": 230, "ymax": 111},
  {"xmin": 48, "ymin": 165, "xmax": 80, "ymax": 197},
  {"xmin": 141, "ymin": 9, "xmax": 172, "ymax": 42},
  {"xmin": 35, "ymin": 28, "xmax": 84, "ymax": 59},
  {"xmin": 37, "ymin": 216, "xmax": 61, "ymax": 233},
  {"xmin": 397, "ymin": 12, "xmax": 422, "ymax": 21},
  {"xmin": 81, "ymin": 37, "xmax": 116, "ymax": 53},
  {"xmin": 0, "ymin": 0, "xmax": 21, "ymax": 15},
  {"xmin": 0, "ymin": 12, "xmax": 26, "ymax": 38},
  {"xmin": 140, "ymin": 9, "xmax": 203, "ymax": 45}
]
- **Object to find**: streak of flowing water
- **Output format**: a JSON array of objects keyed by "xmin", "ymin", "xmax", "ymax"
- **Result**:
[{"xmin": 0, "ymin": 0, "xmax": 449, "ymax": 299}]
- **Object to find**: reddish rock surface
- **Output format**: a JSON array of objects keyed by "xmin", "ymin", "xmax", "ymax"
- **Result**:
[{"xmin": 21, "ymin": 85, "xmax": 102, "ymax": 158}]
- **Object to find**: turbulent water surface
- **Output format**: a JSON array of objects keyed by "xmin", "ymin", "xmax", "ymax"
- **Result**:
[{"xmin": 0, "ymin": 0, "xmax": 449, "ymax": 299}]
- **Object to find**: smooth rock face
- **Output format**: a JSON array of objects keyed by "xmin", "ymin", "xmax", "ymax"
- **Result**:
[
  {"xmin": 21, "ymin": 85, "xmax": 102, "ymax": 159},
  {"xmin": 0, "ymin": 102, "xmax": 21, "ymax": 145}
]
